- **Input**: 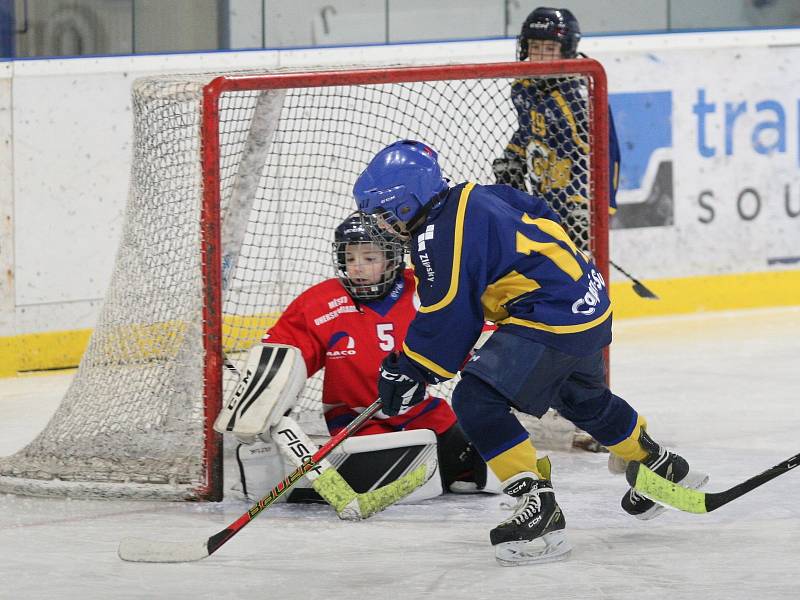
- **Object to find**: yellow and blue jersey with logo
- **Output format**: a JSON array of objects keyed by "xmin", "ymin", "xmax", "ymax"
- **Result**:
[
  {"xmin": 504, "ymin": 77, "xmax": 620, "ymax": 215},
  {"xmin": 403, "ymin": 182, "xmax": 612, "ymax": 383}
]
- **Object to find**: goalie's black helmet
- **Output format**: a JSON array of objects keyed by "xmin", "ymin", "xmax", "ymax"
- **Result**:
[
  {"xmin": 517, "ymin": 7, "xmax": 581, "ymax": 60},
  {"xmin": 332, "ymin": 212, "xmax": 405, "ymax": 302}
]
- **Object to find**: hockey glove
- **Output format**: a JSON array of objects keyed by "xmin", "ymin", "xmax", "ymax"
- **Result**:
[
  {"xmin": 492, "ymin": 156, "xmax": 527, "ymax": 192},
  {"xmin": 378, "ymin": 353, "xmax": 426, "ymax": 417}
]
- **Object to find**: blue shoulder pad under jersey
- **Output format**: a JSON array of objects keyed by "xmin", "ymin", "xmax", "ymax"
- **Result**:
[{"xmin": 402, "ymin": 182, "xmax": 612, "ymax": 383}]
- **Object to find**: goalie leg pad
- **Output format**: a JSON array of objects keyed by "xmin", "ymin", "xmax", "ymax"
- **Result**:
[
  {"xmin": 271, "ymin": 416, "xmax": 362, "ymax": 517},
  {"xmin": 337, "ymin": 429, "xmax": 443, "ymax": 504},
  {"xmin": 233, "ymin": 440, "xmax": 289, "ymax": 501},
  {"xmin": 214, "ymin": 343, "xmax": 307, "ymax": 444},
  {"xmin": 287, "ymin": 429, "xmax": 443, "ymax": 506},
  {"xmin": 275, "ymin": 417, "xmax": 438, "ymax": 518}
]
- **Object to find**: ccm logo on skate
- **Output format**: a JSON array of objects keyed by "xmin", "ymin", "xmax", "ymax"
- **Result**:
[
  {"xmin": 527, "ymin": 516, "xmax": 542, "ymax": 528},
  {"xmin": 506, "ymin": 482, "xmax": 526, "ymax": 496}
]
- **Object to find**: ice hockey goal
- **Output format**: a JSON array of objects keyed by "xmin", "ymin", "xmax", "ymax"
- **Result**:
[{"xmin": 0, "ymin": 61, "xmax": 609, "ymax": 500}]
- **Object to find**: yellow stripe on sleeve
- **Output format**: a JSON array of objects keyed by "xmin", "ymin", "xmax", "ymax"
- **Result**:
[
  {"xmin": 506, "ymin": 143, "xmax": 526, "ymax": 158},
  {"xmin": 516, "ymin": 231, "xmax": 584, "ymax": 281},
  {"xmin": 522, "ymin": 214, "xmax": 581, "ymax": 255},
  {"xmin": 401, "ymin": 342, "xmax": 456, "ymax": 380},
  {"xmin": 419, "ymin": 182, "xmax": 475, "ymax": 314}
]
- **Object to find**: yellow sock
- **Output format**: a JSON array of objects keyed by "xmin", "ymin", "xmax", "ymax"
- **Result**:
[
  {"xmin": 607, "ymin": 415, "xmax": 649, "ymax": 462},
  {"xmin": 487, "ymin": 438, "xmax": 541, "ymax": 482}
]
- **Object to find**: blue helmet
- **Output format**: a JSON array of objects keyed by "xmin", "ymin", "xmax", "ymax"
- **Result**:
[{"xmin": 353, "ymin": 140, "xmax": 448, "ymax": 236}]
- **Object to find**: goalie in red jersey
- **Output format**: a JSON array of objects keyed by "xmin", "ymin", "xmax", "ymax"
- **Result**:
[
  {"xmin": 265, "ymin": 212, "xmax": 456, "ymax": 439},
  {"xmin": 217, "ymin": 213, "xmax": 497, "ymax": 519}
]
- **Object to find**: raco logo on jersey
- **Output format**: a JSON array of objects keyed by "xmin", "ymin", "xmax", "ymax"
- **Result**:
[{"xmin": 326, "ymin": 331, "xmax": 357, "ymax": 359}]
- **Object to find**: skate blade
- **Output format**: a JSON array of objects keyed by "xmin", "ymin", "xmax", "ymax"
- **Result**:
[
  {"xmin": 636, "ymin": 469, "xmax": 710, "ymax": 521},
  {"xmin": 494, "ymin": 531, "xmax": 572, "ymax": 566}
]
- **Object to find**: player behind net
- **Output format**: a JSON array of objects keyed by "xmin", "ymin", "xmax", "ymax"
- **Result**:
[
  {"xmin": 492, "ymin": 6, "xmax": 623, "ymax": 453},
  {"xmin": 493, "ymin": 6, "xmax": 621, "ymax": 237},
  {"xmin": 353, "ymin": 140, "xmax": 707, "ymax": 565},
  {"xmin": 215, "ymin": 212, "xmax": 498, "ymax": 520}
]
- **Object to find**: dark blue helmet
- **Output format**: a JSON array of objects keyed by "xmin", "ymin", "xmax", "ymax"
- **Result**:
[
  {"xmin": 517, "ymin": 7, "xmax": 581, "ymax": 61},
  {"xmin": 332, "ymin": 212, "xmax": 404, "ymax": 301},
  {"xmin": 353, "ymin": 140, "xmax": 448, "ymax": 239}
]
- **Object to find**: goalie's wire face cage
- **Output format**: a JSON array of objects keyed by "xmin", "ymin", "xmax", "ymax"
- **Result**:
[{"xmin": 333, "ymin": 212, "xmax": 405, "ymax": 302}]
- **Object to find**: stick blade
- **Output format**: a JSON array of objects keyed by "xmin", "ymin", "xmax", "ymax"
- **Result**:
[
  {"xmin": 626, "ymin": 462, "xmax": 709, "ymax": 514},
  {"xmin": 118, "ymin": 537, "xmax": 210, "ymax": 563},
  {"xmin": 632, "ymin": 282, "xmax": 659, "ymax": 300}
]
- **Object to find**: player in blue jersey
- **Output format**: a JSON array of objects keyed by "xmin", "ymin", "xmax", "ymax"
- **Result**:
[
  {"xmin": 353, "ymin": 140, "xmax": 706, "ymax": 566},
  {"xmin": 492, "ymin": 6, "xmax": 621, "ymax": 253},
  {"xmin": 494, "ymin": 7, "xmax": 623, "ymax": 453}
]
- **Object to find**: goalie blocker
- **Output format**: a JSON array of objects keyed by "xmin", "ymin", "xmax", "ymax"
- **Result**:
[{"xmin": 214, "ymin": 343, "xmax": 306, "ymax": 445}]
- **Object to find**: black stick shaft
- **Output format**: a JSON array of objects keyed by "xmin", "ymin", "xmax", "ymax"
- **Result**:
[{"xmin": 705, "ymin": 452, "xmax": 800, "ymax": 512}]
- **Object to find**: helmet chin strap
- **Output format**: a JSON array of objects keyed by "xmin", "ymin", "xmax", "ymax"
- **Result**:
[{"xmin": 403, "ymin": 187, "xmax": 449, "ymax": 237}]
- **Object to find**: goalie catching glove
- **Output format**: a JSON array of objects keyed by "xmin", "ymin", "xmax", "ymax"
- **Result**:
[{"xmin": 378, "ymin": 352, "xmax": 427, "ymax": 417}]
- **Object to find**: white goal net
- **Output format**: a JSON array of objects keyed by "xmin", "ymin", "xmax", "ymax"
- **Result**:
[{"xmin": 0, "ymin": 61, "xmax": 609, "ymax": 500}]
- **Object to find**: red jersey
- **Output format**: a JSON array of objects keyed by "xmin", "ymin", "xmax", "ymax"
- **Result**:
[{"xmin": 263, "ymin": 269, "xmax": 456, "ymax": 436}]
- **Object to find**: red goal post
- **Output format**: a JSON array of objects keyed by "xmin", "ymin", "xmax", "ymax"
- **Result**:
[
  {"xmin": 0, "ymin": 60, "xmax": 609, "ymax": 502},
  {"xmin": 201, "ymin": 61, "xmax": 611, "ymax": 499}
]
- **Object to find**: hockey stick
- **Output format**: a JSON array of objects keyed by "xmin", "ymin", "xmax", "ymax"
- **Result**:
[
  {"xmin": 609, "ymin": 259, "xmax": 658, "ymax": 300},
  {"xmin": 626, "ymin": 452, "xmax": 800, "ymax": 513},
  {"xmin": 118, "ymin": 399, "xmax": 383, "ymax": 563}
]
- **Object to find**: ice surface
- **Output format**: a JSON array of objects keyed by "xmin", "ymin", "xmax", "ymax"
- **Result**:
[{"xmin": 1, "ymin": 307, "xmax": 799, "ymax": 599}]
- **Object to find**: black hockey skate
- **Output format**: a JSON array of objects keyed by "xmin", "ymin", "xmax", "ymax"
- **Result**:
[
  {"xmin": 491, "ymin": 472, "xmax": 571, "ymax": 566},
  {"xmin": 621, "ymin": 429, "xmax": 708, "ymax": 520}
]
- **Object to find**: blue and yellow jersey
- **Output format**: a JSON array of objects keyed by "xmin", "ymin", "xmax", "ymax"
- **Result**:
[
  {"xmin": 505, "ymin": 77, "xmax": 620, "ymax": 216},
  {"xmin": 403, "ymin": 183, "xmax": 612, "ymax": 383}
]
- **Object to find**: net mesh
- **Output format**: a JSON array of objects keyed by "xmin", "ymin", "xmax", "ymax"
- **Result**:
[{"xmin": 0, "ymin": 64, "xmax": 604, "ymax": 499}]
